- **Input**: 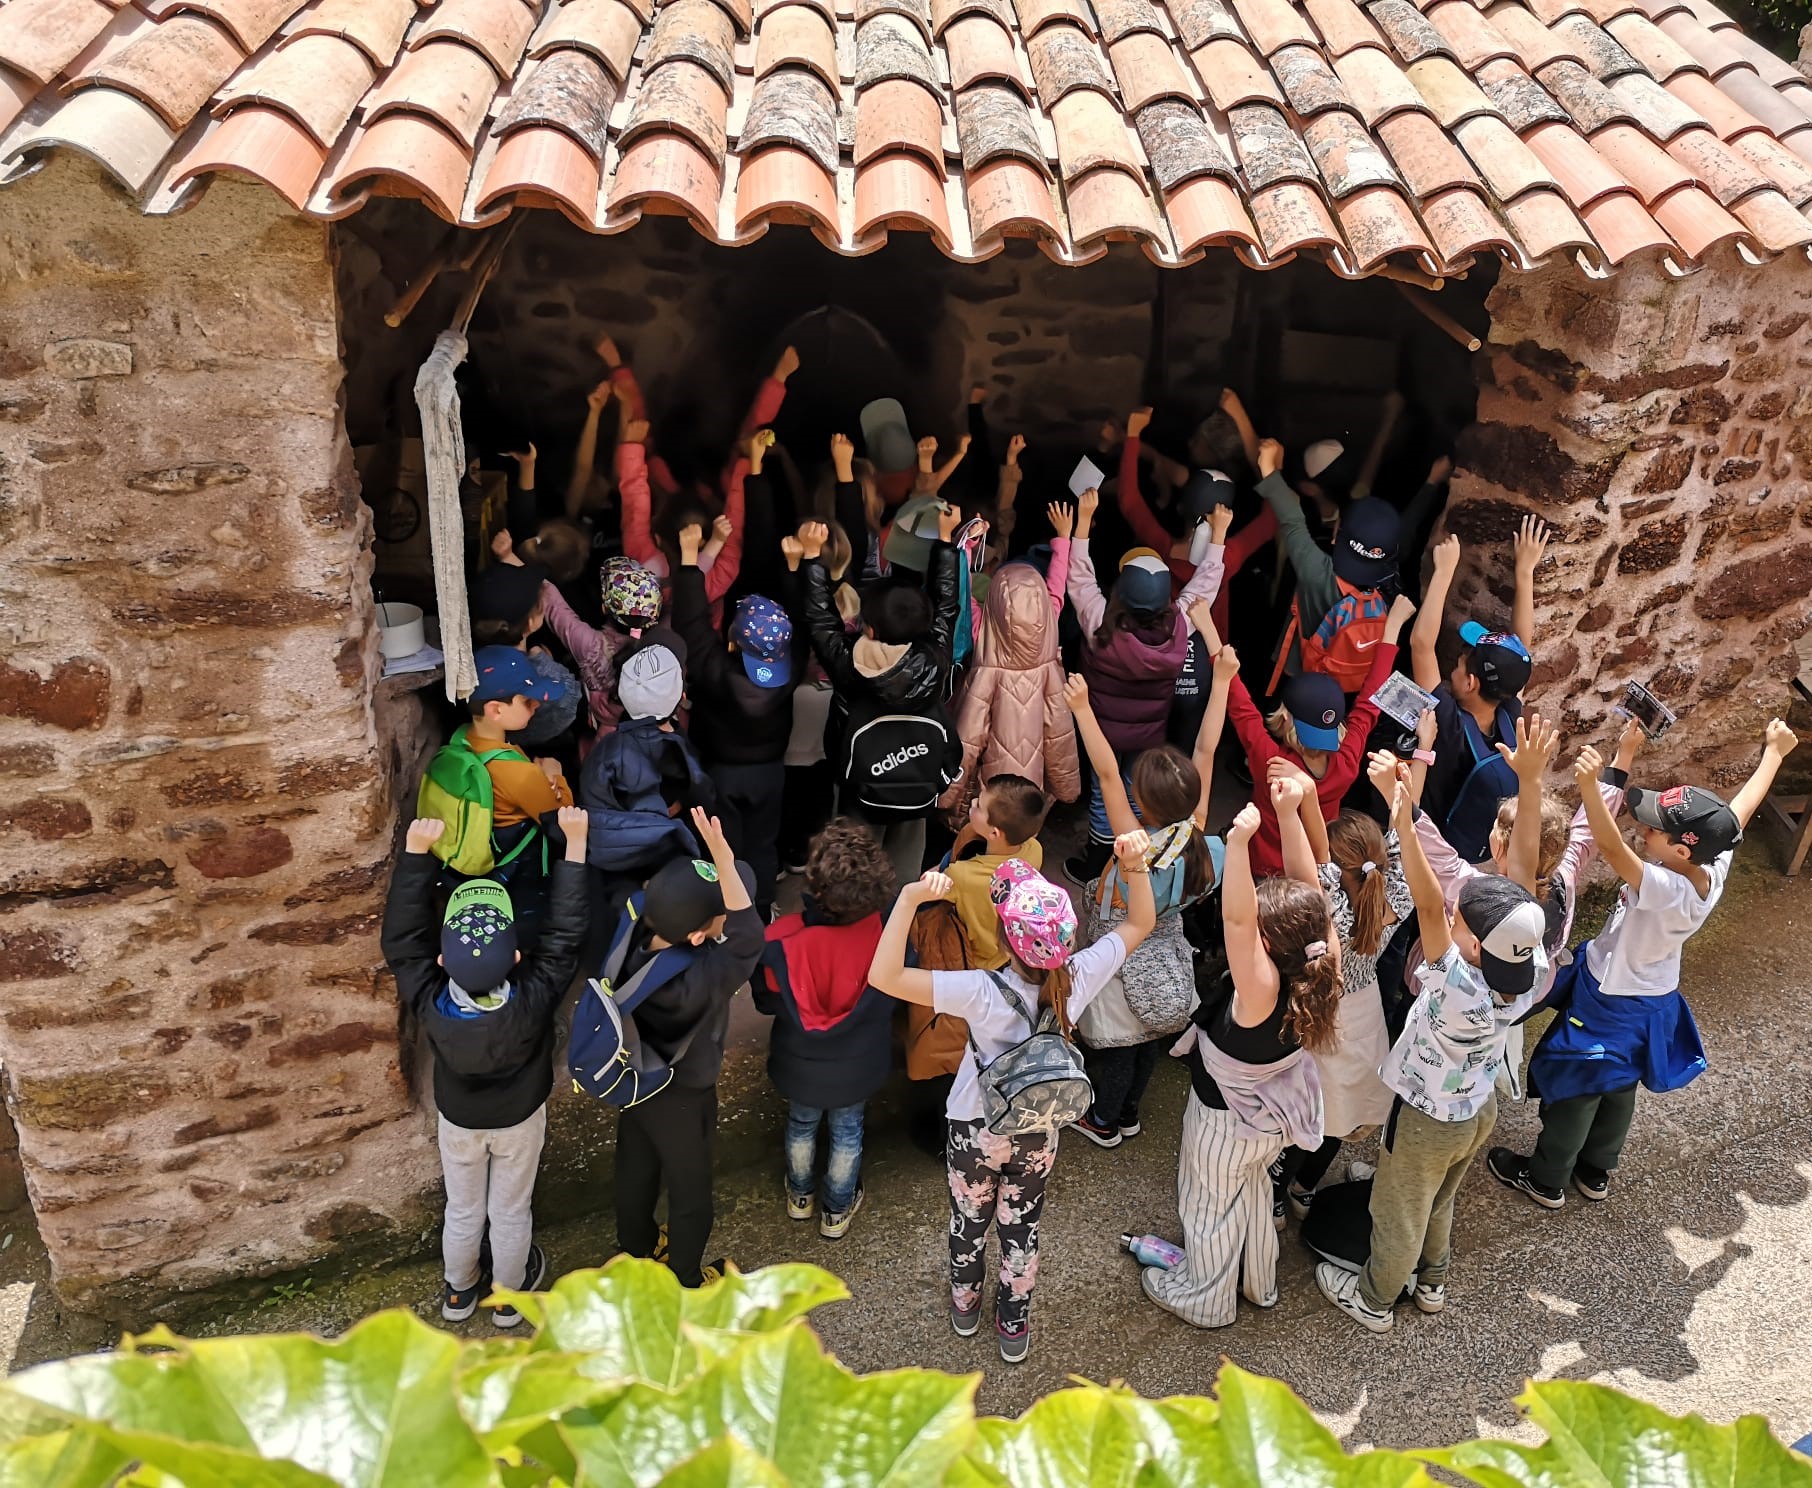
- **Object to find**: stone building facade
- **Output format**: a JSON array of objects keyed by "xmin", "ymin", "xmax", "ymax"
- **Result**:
[{"xmin": 0, "ymin": 155, "xmax": 1809, "ymax": 1315}]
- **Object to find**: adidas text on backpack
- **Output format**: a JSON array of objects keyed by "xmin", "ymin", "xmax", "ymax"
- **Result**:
[
  {"xmin": 844, "ymin": 711, "xmax": 959, "ymax": 817},
  {"xmin": 970, "ymin": 973, "xmax": 1094, "ymax": 1135},
  {"xmin": 416, "ymin": 725, "xmax": 539, "ymax": 878}
]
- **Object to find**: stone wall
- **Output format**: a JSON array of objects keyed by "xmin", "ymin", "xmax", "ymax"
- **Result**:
[
  {"xmin": 1446, "ymin": 253, "xmax": 1812, "ymax": 786},
  {"xmin": 0, "ymin": 160, "xmax": 436, "ymax": 1314}
]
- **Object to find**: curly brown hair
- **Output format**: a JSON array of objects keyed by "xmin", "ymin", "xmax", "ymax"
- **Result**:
[
  {"xmin": 1256, "ymin": 877, "xmax": 1341, "ymax": 1054},
  {"xmin": 804, "ymin": 818, "xmax": 897, "ymax": 925}
]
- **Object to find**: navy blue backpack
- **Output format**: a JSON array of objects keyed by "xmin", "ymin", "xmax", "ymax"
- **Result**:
[{"xmin": 568, "ymin": 894, "xmax": 698, "ymax": 1107}]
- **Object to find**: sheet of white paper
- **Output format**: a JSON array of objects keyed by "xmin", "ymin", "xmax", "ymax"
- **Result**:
[
  {"xmin": 1069, "ymin": 456, "xmax": 1104, "ymax": 497},
  {"xmin": 382, "ymin": 644, "xmax": 445, "ymax": 677}
]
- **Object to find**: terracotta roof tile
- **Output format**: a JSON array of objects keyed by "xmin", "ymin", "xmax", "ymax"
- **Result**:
[
  {"xmin": 854, "ymin": 74, "xmax": 943, "ymax": 166},
  {"xmin": 1194, "ymin": 37, "xmax": 1285, "ymax": 111},
  {"xmin": 735, "ymin": 142, "xmax": 838, "ymax": 233},
  {"xmin": 1134, "ymin": 94, "xmax": 1235, "ymax": 185},
  {"xmin": 945, "ymin": 14, "xmax": 1024, "ymax": 91},
  {"xmin": 285, "ymin": 0, "xmax": 416, "ymax": 72},
  {"xmin": 954, "ymin": 80, "xmax": 1047, "ymax": 169},
  {"xmin": 410, "ymin": 0, "xmax": 538, "ymax": 80},
  {"xmin": 646, "ymin": 0, "xmax": 739, "ymax": 92},
  {"xmin": 756, "ymin": 5, "xmax": 841, "ymax": 91},
  {"xmin": 366, "ymin": 40, "xmax": 502, "ymax": 148},
  {"xmin": 1270, "ymin": 43, "xmax": 1354, "ymax": 116},
  {"xmin": 477, "ymin": 122, "xmax": 601, "ymax": 219},
  {"xmin": 1108, "ymin": 32, "xmax": 1193, "ymax": 110},
  {"xmin": 1026, "ymin": 22, "xmax": 1116, "ymax": 101},
  {"xmin": 0, "ymin": 0, "xmax": 117, "ymax": 87},
  {"xmin": 7, "ymin": 0, "xmax": 1812, "ymax": 279}
]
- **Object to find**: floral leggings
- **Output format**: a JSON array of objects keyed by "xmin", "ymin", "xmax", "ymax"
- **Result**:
[{"xmin": 946, "ymin": 1119, "xmax": 1055, "ymax": 1334}]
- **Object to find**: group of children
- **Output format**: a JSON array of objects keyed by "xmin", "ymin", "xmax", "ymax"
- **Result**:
[{"xmin": 383, "ymin": 336, "xmax": 1800, "ymax": 1363}]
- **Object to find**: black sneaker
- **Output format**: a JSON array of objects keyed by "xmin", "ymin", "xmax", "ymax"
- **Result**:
[
  {"xmin": 819, "ymin": 1185, "xmax": 864, "ymax": 1240},
  {"xmin": 492, "ymin": 1244, "xmax": 549, "ymax": 1329},
  {"xmin": 1285, "ymin": 1182, "xmax": 1316, "ymax": 1222},
  {"xmin": 441, "ymin": 1274, "xmax": 486, "ymax": 1323},
  {"xmin": 1069, "ymin": 1112, "xmax": 1123, "ymax": 1149},
  {"xmin": 1118, "ymin": 1110, "xmax": 1142, "ymax": 1139},
  {"xmin": 1064, "ymin": 841, "xmax": 1112, "ymax": 885},
  {"xmin": 1573, "ymin": 1163, "xmax": 1610, "ymax": 1202},
  {"xmin": 1487, "ymin": 1147, "xmax": 1565, "ymax": 1210}
]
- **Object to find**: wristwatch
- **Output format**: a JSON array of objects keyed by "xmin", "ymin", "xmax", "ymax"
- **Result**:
[{"xmin": 1412, "ymin": 749, "xmax": 1437, "ymax": 767}]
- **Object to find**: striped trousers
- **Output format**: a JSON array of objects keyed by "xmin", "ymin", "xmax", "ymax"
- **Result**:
[{"xmin": 1141, "ymin": 1093, "xmax": 1283, "ymax": 1328}]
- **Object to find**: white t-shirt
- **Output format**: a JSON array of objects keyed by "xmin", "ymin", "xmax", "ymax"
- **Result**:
[
  {"xmin": 931, "ymin": 934, "xmax": 1129, "ymax": 1123},
  {"xmin": 1586, "ymin": 851, "xmax": 1730, "ymax": 997}
]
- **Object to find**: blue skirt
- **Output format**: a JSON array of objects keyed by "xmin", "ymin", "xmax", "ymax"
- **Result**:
[{"xmin": 1528, "ymin": 948, "xmax": 1707, "ymax": 1104}]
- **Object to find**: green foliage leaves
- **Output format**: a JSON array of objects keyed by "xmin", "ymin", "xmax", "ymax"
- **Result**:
[
  {"xmin": 0, "ymin": 1260, "xmax": 1804, "ymax": 1488},
  {"xmin": 1425, "ymin": 1380, "xmax": 1812, "ymax": 1488}
]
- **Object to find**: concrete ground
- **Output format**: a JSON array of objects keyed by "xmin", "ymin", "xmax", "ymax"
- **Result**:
[{"xmin": 1, "ymin": 847, "xmax": 1810, "ymax": 1457}]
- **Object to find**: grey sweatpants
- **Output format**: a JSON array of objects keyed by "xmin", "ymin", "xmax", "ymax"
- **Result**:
[
  {"xmin": 1360, "ymin": 1094, "xmax": 1495, "ymax": 1311},
  {"xmin": 439, "ymin": 1105, "xmax": 547, "ymax": 1292}
]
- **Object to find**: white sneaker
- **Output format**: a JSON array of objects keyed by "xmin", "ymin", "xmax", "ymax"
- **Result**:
[
  {"xmin": 1315, "ymin": 1262, "xmax": 1394, "ymax": 1333},
  {"xmin": 786, "ymin": 1190, "xmax": 813, "ymax": 1222},
  {"xmin": 1347, "ymin": 1160, "xmax": 1378, "ymax": 1182},
  {"xmin": 1414, "ymin": 1282, "xmax": 1446, "ymax": 1314}
]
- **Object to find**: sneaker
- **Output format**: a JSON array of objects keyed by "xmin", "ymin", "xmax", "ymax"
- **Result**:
[
  {"xmin": 997, "ymin": 1322, "xmax": 1030, "ymax": 1364},
  {"xmin": 787, "ymin": 1189, "xmax": 814, "ymax": 1222},
  {"xmin": 949, "ymin": 1296, "xmax": 982, "ymax": 1338},
  {"xmin": 1064, "ymin": 842, "xmax": 1111, "ymax": 885},
  {"xmin": 1573, "ymin": 1163, "xmax": 1610, "ymax": 1202},
  {"xmin": 1347, "ymin": 1160, "xmax": 1377, "ymax": 1182},
  {"xmin": 492, "ymin": 1244, "xmax": 549, "ymax": 1329},
  {"xmin": 819, "ymin": 1185, "xmax": 864, "ymax": 1240},
  {"xmin": 1315, "ymin": 1262, "xmax": 1394, "ymax": 1333},
  {"xmin": 1413, "ymin": 1282, "xmax": 1446, "ymax": 1315},
  {"xmin": 1070, "ymin": 1112, "xmax": 1123, "ymax": 1149},
  {"xmin": 695, "ymin": 1258, "xmax": 733, "ymax": 1286},
  {"xmin": 1118, "ymin": 1117, "xmax": 1142, "ymax": 1139},
  {"xmin": 1285, "ymin": 1182, "xmax": 1316, "ymax": 1222},
  {"xmin": 1487, "ymin": 1148, "xmax": 1565, "ymax": 1210},
  {"xmin": 440, "ymin": 1274, "xmax": 486, "ymax": 1323}
]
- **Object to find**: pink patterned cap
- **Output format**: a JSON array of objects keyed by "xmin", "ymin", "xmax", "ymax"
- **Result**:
[{"xmin": 988, "ymin": 858, "xmax": 1078, "ymax": 970}]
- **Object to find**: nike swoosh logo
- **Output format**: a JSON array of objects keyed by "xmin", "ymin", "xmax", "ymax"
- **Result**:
[{"xmin": 1353, "ymin": 639, "xmax": 1380, "ymax": 650}]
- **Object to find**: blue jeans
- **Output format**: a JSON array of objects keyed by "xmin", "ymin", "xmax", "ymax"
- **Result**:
[
  {"xmin": 1087, "ymin": 770, "xmax": 1137, "ymax": 845},
  {"xmin": 785, "ymin": 1101, "xmax": 865, "ymax": 1214}
]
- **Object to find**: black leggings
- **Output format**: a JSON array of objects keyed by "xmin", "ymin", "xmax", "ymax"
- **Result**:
[
  {"xmin": 615, "ymin": 1084, "xmax": 718, "ymax": 1286},
  {"xmin": 1084, "ymin": 1038, "xmax": 1165, "ymax": 1129},
  {"xmin": 1278, "ymin": 1135, "xmax": 1343, "ymax": 1192}
]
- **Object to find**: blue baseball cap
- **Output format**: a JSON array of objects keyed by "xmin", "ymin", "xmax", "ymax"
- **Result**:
[
  {"xmin": 1280, "ymin": 670, "xmax": 1348, "ymax": 752},
  {"xmin": 1458, "ymin": 622, "xmax": 1533, "ymax": 697},
  {"xmin": 470, "ymin": 645, "xmax": 558, "ymax": 706},
  {"xmin": 730, "ymin": 595, "xmax": 793, "ymax": 689},
  {"xmin": 440, "ymin": 879, "xmax": 517, "ymax": 996}
]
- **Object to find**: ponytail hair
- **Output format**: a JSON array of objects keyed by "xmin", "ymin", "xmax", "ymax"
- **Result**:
[
  {"xmin": 1327, "ymin": 810, "xmax": 1392, "ymax": 958},
  {"xmin": 1010, "ymin": 958, "xmax": 1076, "ymax": 1036},
  {"xmin": 1255, "ymin": 878, "xmax": 1341, "ymax": 1054}
]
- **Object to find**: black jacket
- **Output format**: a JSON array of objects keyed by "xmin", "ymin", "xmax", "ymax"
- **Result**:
[
  {"xmin": 671, "ymin": 560, "xmax": 799, "ymax": 766},
  {"xmin": 382, "ymin": 853, "xmax": 588, "ymax": 1130},
  {"xmin": 754, "ymin": 909, "xmax": 893, "ymax": 1108},
  {"xmin": 800, "ymin": 540, "xmax": 960, "ymax": 714},
  {"xmin": 613, "ymin": 882, "xmax": 766, "ymax": 1087}
]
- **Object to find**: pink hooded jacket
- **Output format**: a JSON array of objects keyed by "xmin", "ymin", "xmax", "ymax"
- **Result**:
[{"xmin": 942, "ymin": 563, "xmax": 1082, "ymax": 816}]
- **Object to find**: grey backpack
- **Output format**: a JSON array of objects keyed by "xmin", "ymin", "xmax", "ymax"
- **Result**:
[{"xmin": 969, "ymin": 973, "xmax": 1094, "ymax": 1135}]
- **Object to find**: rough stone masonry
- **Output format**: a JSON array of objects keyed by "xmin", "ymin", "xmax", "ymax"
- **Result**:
[{"xmin": 0, "ymin": 160, "xmax": 438, "ymax": 1315}]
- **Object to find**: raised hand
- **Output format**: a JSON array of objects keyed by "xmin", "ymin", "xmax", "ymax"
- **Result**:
[
  {"xmin": 1062, "ymin": 673, "xmax": 1090, "ymax": 714},
  {"xmin": 595, "ymin": 334, "xmax": 621, "ymax": 368},
  {"xmin": 1006, "ymin": 433, "xmax": 1025, "ymax": 468},
  {"xmin": 936, "ymin": 501, "xmax": 962, "ymax": 543},
  {"xmin": 1767, "ymin": 718, "xmax": 1800, "ymax": 758},
  {"xmin": 1256, "ymin": 438, "xmax": 1284, "ymax": 478},
  {"xmin": 1614, "ymin": 713, "xmax": 1644, "ymax": 772},
  {"xmin": 1047, "ymin": 501, "xmax": 1074, "ymax": 538},
  {"xmin": 490, "ymin": 528, "xmax": 516, "ymax": 562},
  {"xmin": 624, "ymin": 418, "xmax": 650, "ymax": 445},
  {"xmin": 1416, "ymin": 707, "xmax": 1438, "ymax": 751},
  {"xmin": 1126, "ymin": 406, "xmax": 1153, "ymax": 439},
  {"xmin": 908, "ymin": 869, "xmax": 954, "ymax": 903},
  {"xmin": 1573, "ymin": 744, "xmax": 1604, "ymax": 785},
  {"xmin": 1427, "ymin": 454, "xmax": 1453, "ymax": 486},
  {"xmin": 1209, "ymin": 504, "xmax": 1235, "ymax": 544},
  {"xmin": 1432, "ymin": 532, "xmax": 1461, "ymax": 576},
  {"xmin": 711, "ymin": 513, "xmax": 734, "ymax": 544},
  {"xmin": 678, "ymin": 522, "xmax": 704, "ymax": 564},
  {"xmin": 405, "ymin": 818, "xmax": 445, "ymax": 854},
  {"xmin": 780, "ymin": 534, "xmax": 804, "ymax": 569},
  {"xmin": 506, "ymin": 443, "xmax": 537, "ymax": 471},
  {"xmin": 587, "ymin": 380, "xmax": 612, "ymax": 413},
  {"xmin": 1114, "ymin": 829, "xmax": 1152, "ymax": 867},
  {"xmin": 1514, "ymin": 514, "xmax": 1551, "ymax": 574},
  {"xmin": 1077, "ymin": 486, "xmax": 1100, "ymax": 525},
  {"xmin": 1271, "ymin": 774, "xmax": 1305, "ymax": 812},
  {"xmin": 917, "ymin": 435, "xmax": 938, "ymax": 472},
  {"xmin": 797, "ymin": 521, "xmax": 828, "ymax": 561},
  {"xmin": 1366, "ymin": 748, "xmax": 1401, "ymax": 800},
  {"xmin": 1385, "ymin": 592, "xmax": 1417, "ymax": 640},
  {"xmin": 556, "ymin": 805, "xmax": 589, "ymax": 862},
  {"xmin": 690, "ymin": 806, "xmax": 733, "ymax": 865},
  {"xmin": 1213, "ymin": 643, "xmax": 1241, "ymax": 684},
  {"xmin": 773, "ymin": 345, "xmax": 800, "ymax": 382},
  {"xmin": 1497, "ymin": 711, "xmax": 1559, "ymax": 781},
  {"xmin": 1229, "ymin": 803, "xmax": 1262, "ymax": 842}
]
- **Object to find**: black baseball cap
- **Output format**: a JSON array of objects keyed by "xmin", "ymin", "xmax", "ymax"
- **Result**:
[
  {"xmin": 470, "ymin": 560, "xmax": 550, "ymax": 624},
  {"xmin": 1181, "ymin": 469, "xmax": 1235, "ymax": 518},
  {"xmin": 1456, "ymin": 875, "xmax": 1547, "ymax": 997},
  {"xmin": 1280, "ymin": 670, "xmax": 1348, "ymax": 752},
  {"xmin": 1332, "ymin": 498, "xmax": 1400, "ymax": 589},
  {"xmin": 1458, "ymin": 621, "xmax": 1533, "ymax": 699},
  {"xmin": 642, "ymin": 859, "xmax": 756, "ymax": 943},
  {"xmin": 1628, "ymin": 785, "xmax": 1741, "ymax": 864}
]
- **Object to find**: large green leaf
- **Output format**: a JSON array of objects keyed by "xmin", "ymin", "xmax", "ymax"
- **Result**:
[
  {"xmin": 559, "ymin": 1320, "xmax": 976, "ymax": 1488},
  {"xmin": 1205, "ymin": 1365, "xmax": 1434, "ymax": 1487},
  {"xmin": 6, "ymin": 1310, "xmax": 494, "ymax": 1488},
  {"xmin": 654, "ymin": 1438, "xmax": 792, "ymax": 1488},
  {"xmin": 456, "ymin": 1339, "xmax": 623, "ymax": 1450},
  {"xmin": 0, "ymin": 1429, "xmax": 131, "ymax": 1488},
  {"xmin": 1426, "ymin": 1379, "xmax": 1812, "ymax": 1488},
  {"xmin": 520, "ymin": 1260, "xmax": 848, "ymax": 1389}
]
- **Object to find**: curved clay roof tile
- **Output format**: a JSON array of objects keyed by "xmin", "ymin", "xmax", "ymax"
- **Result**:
[
  {"xmin": 170, "ymin": 102, "xmax": 327, "ymax": 205},
  {"xmin": 0, "ymin": 0, "xmax": 117, "ymax": 86},
  {"xmin": 477, "ymin": 122, "xmax": 604, "ymax": 220},
  {"xmin": 734, "ymin": 142, "xmax": 840, "ymax": 235}
]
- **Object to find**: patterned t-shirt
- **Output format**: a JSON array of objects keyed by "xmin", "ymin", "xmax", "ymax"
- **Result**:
[{"xmin": 1379, "ymin": 944, "xmax": 1542, "ymax": 1121}]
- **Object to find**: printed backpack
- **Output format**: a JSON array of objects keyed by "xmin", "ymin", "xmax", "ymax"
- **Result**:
[
  {"xmin": 969, "ymin": 972, "xmax": 1093, "ymax": 1135},
  {"xmin": 1269, "ymin": 578, "xmax": 1388, "ymax": 695},
  {"xmin": 568, "ymin": 895, "xmax": 700, "ymax": 1107},
  {"xmin": 416, "ymin": 725, "xmax": 539, "ymax": 878},
  {"xmin": 842, "ymin": 707, "xmax": 960, "ymax": 817}
]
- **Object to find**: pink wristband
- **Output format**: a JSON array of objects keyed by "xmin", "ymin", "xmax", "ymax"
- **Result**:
[{"xmin": 1412, "ymin": 749, "xmax": 1437, "ymax": 767}]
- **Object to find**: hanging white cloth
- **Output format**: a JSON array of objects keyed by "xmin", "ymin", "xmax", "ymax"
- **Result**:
[{"xmin": 415, "ymin": 328, "xmax": 475, "ymax": 702}]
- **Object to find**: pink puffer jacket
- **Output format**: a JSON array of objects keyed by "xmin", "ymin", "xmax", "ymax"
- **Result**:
[{"xmin": 942, "ymin": 563, "xmax": 1081, "ymax": 815}]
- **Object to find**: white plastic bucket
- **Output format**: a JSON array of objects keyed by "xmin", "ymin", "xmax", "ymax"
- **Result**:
[{"xmin": 376, "ymin": 602, "xmax": 425, "ymax": 659}]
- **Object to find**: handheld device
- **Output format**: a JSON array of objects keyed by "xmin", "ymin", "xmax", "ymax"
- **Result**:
[{"xmin": 1615, "ymin": 680, "xmax": 1677, "ymax": 741}]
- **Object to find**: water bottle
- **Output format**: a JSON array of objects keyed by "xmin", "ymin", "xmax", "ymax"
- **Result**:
[{"xmin": 1120, "ymin": 1233, "xmax": 1184, "ymax": 1270}]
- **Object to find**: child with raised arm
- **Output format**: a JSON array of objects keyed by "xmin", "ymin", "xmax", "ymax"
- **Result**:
[
  {"xmin": 1490, "ymin": 719, "xmax": 1799, "ymax": 1209},
  {"xmin": 867, "ymin": 832, "xmax": 1157, "ymax": 1365},
  {"xmin": 1318, "ymin": 771, "xmax": 1547, "ymax": 1334},
  {"xmin": 1062, "ymin": 628, "xmax": 1230, "ymax": 1149},
  {"xmin": 1141, "ymin": 797, "xmax": 1341, "ymax": 1329},
  {"xmin": 1222, "ymin": 595, "xmax": 1416, "ymax": 878}
]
